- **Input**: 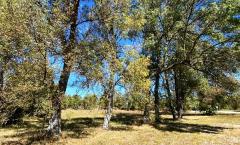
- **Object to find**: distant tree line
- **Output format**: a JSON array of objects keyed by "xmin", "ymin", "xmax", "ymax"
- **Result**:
[{"xmin": 61, "ymin": 93, "xmax": 240, "ymax": 114}]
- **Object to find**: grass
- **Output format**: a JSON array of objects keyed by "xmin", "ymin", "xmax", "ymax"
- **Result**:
[{"xmin": 1, "ymin": 109, "xmax": 240, "ymax": 145}]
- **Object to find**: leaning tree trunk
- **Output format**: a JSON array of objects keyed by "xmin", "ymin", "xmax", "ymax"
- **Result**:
[
  {"xmin": 154, "ymin": 72, "xmax": 161, "ymax": 123},
  {"xmin": 46, "ymin": 0, "xmax": 80, "ymax": 137},
  {"xmin": 47, "ymin": 61, "xmax": 71, "ymax": 136}
]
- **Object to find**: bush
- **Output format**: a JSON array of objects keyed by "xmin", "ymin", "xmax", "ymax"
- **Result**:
[
  {"xmin": 199, "ymin": 103, "xmax": 217, "ymax": 115},
  {"xmin": 185, "ymin": 96, "xmax": 199, "ymax": 111},
  {"xmin": 228, "ymin": 95, "xmax": 240, "ymax": 110},
  {"xmin": 62, "ymin": 95, "xmax": 98, "ymax": 110},
  {"xmin": 82, "ymin": 95, "xmax": 98, "ymax": 109},
  {"xmin": 62, "ymin": 95, "xmax": 82, "ymax": 109},
  {"xmin": 114, "ymin": 95, "xmax": 127, "ymax": 110}
]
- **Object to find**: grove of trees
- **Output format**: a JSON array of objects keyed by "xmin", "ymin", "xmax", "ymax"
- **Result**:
[{"xmin": 0, "ymin": 0, "xmax": 239, "ymax": 138}]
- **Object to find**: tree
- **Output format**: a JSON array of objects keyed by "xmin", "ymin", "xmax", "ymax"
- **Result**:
[
  {"xmin": 142, "ymin": 0, "xmax": 162, "ymax": 123},
  {"xmin": 0, "ymin": 0, "xmax": 53, "ymax": 126},
  {"xmin": 87, "ymin": 0, "xmax": 145, "ymax": 129},
  {"xmin": 46, "ymin": 0, "xmax": 82, "ymax": 136},
  {"xmin": 122, "ymin": 50, "xmax": 151, "ymax": 122},
  {"xmin": 142, "ymin": 0, "xmax": 240, "ymax": 120},
  {"xmin": 163, "ymin": 72, "xmax": 177, "ymax": 120}
]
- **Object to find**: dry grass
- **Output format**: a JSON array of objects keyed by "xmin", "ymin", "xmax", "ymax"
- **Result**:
[{"xmin": 1, "ymin": 109, "xmax": 240, "ymax": 145}]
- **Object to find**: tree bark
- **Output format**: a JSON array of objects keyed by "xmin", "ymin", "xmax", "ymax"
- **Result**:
[
  {"xmin": 174, "ymin": 68, "xmax": 184, "ymax": 119},
  {"xmin": 143, "ymin": 90, "xmax": 151, "ymax": 123},
  {"xmin": 47, "ymin": 0, "xmax": 80, "ymax": 137},
  {"xmin": 47, "ymin": 93, "xmax": 62, "ymax": 135},
  {"xmin": 47, "ymin": 60, "xmax": 71, "ymax": 136},
  {"xmin": 103, "ymin": 93, "xmax": 113, "ymax": 129},
  {"xmin": 103, "ymin": 74, "xmax": 114, "ymax": 129},
  {"xmin": 126, "ymin": 89, "xmax": 130, "ymax": 111},
  {"xmin": 102, "ymin": 15, "xmax": 117, "ymax": 129},
  {"xmin": 0, "ymin": 63, "xmax": 4, "ymax": 107},
  {"xmin": 143, "ymin": 103, "xmax": 150, "ymax": 123},
  {"xmin": 0, "ymin": 63, "xmax": 3, "ymax": 93},
  {"xmin": 164, "ymin": 72, "xmax": 176, "ymax": 120},
  {"xmin": 154, "ymin": 72, "xmax": 161, "ymax": 123}
]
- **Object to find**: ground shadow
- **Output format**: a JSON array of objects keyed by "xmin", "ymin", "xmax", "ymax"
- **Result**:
[
  {"xmin": 2, "ymin": 115, "xmax": 134, "ymax": 144},
  {"xmin": 1, "ymin": 111, "xmax": 232, "ymax": 144},
  {"xmin": 183, "ymin": 113, "xmax": 240, "ymax": 116},
  {"xmin": 1, "ymin": 120, "xmax": 42, "ymax": 130},
  {"xmin": 1, "ymin": 117, "xmax": 103, "ymax": 144},
  {"xmin": 112, "ymin": 113, "xmax": 228, "ymax": 134},
  {"xmin": 152, "ymin": 118, "xmax": 228, "ymax": 134},
  {"xmin": 1, "ymin": 120, "xmax": 50, "ymax": 144},
  {"xmin": 62, "ymin": 116, "xmax": 135, "ymax": 136},
  {"xmin": 62, "ymin": 117, "xmax": 103, "ymax": 138},
  {"xmin": 110, "ymin": 125, "xmax": 134, "ymax": 131},
  {"xmin": 1, "ymin": 129, "xmax": 54, "ymax": 145},
  {"xmin": 111, "ymin": 113, "xmax": 144, "ymax": 126}
]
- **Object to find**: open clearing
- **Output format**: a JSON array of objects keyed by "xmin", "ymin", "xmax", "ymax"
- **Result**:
[{"xmin": 1, "ymin": 109, "xmax": 240, "ymax": 145}]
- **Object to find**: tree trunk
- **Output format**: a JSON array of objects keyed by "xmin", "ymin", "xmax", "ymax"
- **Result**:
[
  {"xmin": 103, "ymin": 70, "xmax": 115, "ymax": 129},
  {"xmin": 0, "ymin": 63, "xmax": 4, "ymax": 107},
  {"xmin": 176, "ymin": 92, "xmax": 184, "ymax": 119},
  {"xmin": 164, "ymin": 72, "xmax": 176, "ymax": 120},
  {"xmin": 47, "ymin": 61, "xmax": 71, "ymax": 136},
  {"xmin": 143, "ymin": 90, "xmax": 151, "ymax": 123},
  {"xmin": 0, "ymin": 63, "xmax": 3, "ymax": 93},
  {"xmin": 47, "ymin": 94, "xmax": 62, "ymax": 135},
  {"xmin": 154, "ymin": 72, "xmax": 161, "ymax": 123},
  {"xmin": 126, "ymin": 89, "xmax": 130, "ymax": 111},
  {"xmin": 46, "ymin": 0, "xmax": 80, "ymax": 137},
  {"xmin": 174, "ymin": 68, "xmax": 184, "ymax": 119},
  {"xmin": 103, "ymin": 93, "xmax": 113, "ymax": 129},
  {"xmin": 127, "ymin": 100, "xmax": 130, "ymax": 111},
  {"xmin": 143, "ymin": 103, "xmax": 150, "ymax": 123}
]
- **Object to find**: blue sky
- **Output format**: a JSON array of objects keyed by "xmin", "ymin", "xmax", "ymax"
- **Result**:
[
  {"xmin": 48, "ymin": 0, "xmax": 144, "ymax": 97},
  {"xmin": 50, "ymin": 0, "xmax": 240, "ymax": 97},
  {"xmin": 50, "ymin": 38, "xmax": 142, "ymax": 97}
]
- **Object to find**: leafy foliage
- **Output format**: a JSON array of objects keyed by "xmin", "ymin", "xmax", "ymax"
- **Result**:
[{"xmin": 0, "ymin": 0, "xmax": 239, "ymax": 138}]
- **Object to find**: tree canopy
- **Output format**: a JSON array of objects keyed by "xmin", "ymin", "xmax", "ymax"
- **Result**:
[{"xmin": 0, "ymin": 0, "xmax": 239, "ymax": 138}]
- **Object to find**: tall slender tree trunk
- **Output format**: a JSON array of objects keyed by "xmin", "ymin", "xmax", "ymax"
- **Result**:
[
  {"xmin": 176, "ymin": 90, "xmax": 184, "ymax": 119},
  {"xmin": 154, "ymin": 72, "xmax": 161, "ymax": 123},
  {"xmin": 126, "ymin": 88, "xmax": 131, "ymax": 111},
  {"xmin": 164, "ymin": 72, "xmax": 176, "ymax": 120},
  {"xmin": 0, "ymin": 63, "xmax": 3, "ymax": 93},
  {"xmin": 126, "ymin": 98, "xmax": 130, "ymax": 111},
  {"xmin": 47, "ymin": 0, "xmax": 80, "ymax": 137},
  {"xmin": 143, "ymin": 103, "xmax": 150, "ymax": 123},
  {"xmin": 143, "ymin": 90, "xmax": 151, "ymax": 123},
  {"xmin": 0, "ymin": 63, "xmax": 4, "ymax": 106},
  {"xmin": 103, "ymin": 73, "xmax": 115, "ymax": 129},
  {"xmin": 174, "ymin": 68, "xmax": 184, "ymax": 119},
  {"xmin": 102, "ymin": 15, "xmax": 117, "ymax": 129}
]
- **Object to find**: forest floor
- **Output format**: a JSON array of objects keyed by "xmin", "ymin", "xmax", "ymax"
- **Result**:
[{"xmin": 1, "ymin": 109, "xmax": 240, "ymax": 145}]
